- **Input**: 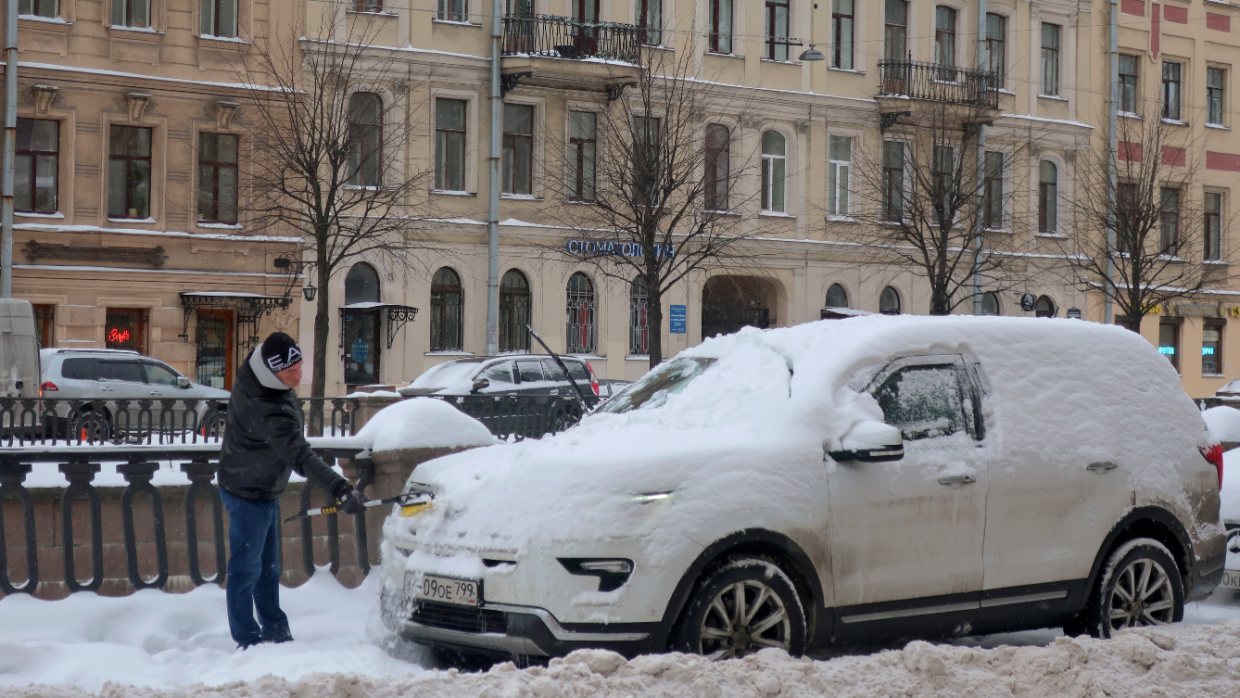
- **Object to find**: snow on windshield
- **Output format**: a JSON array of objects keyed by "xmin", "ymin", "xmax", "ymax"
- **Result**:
[
  {"xmin": 598, "ymin": 357, "xmax": 716, "ymax": 414},
  {"xmin": 407, "ymin": 361, "xmax": 482, "ymax": 389}
]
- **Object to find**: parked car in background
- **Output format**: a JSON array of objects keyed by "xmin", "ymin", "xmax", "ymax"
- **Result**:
[
  {"xmin": 1204, "ymin": 380, "xmax": 1240, "ymax": 409},
  {"xmin": 39, "ymin": 348, "xmax": 229, "ymax": 441},
  {"xmin": 399, "ymin": 355, "xmax": 601, "ymax": 400},
  {"xmin": 596, "ymin": 378, "xmax": 632, "ymax": 400}
]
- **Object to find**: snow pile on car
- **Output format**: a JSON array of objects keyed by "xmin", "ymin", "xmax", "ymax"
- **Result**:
[
  {"xmin": 354, "ymin": 398, "xmax": 498, "ymax": 453},
  {"xmin": 1205, "ymin": 407, "xmax": 1240, "ymax": 445}
]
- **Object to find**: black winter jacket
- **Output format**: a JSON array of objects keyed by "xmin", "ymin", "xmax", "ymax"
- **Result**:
[{"xmin": 218, "ymin": 350, "xmax": 350, "ymax": 502}]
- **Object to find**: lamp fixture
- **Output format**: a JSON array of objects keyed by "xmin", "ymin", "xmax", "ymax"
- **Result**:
[
  {"xmin": 302, "ymin": 284, "xmax": 317, "ymax": 302},
  {"xmin": 799, "ymin": 45, "xmax": 826, "ymax": 62}
]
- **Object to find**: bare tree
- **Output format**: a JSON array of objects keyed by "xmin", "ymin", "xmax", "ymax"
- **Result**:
[
  {"xmin": 542, "ymin": 47, "xmax": 765, "ymax": 368},
  {"xmin": 238, "ymin": 11, "xmax": 431, "ymax": 398},
  {"xmin": 1056, "ymin": 105, "xmax": 1232, "ymax": 331},
  {"xmin": 843, "ymin": 101, "xmax": 1034, "ymax": 314}
]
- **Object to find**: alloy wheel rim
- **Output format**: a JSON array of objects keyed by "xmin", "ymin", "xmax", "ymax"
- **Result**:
[
  {"xmin": 697, "ymin": 579, "xmax": 791, "ymax": 660},
  {"xmin": 1107, "ymin": 557, "xmax": 1175, "ymax": 633}
]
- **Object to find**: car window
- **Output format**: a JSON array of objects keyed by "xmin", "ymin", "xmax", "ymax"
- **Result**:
[
  {"xmin": 598, "ymin": 357, "xmax": 716, "ymax": 414},
  {"xmin": 60, "ymin": 358, "xmax": 99, "ymax": 381},
  {"xmin": 102, "ymin": 360, "xmax": 146, "ymax": 383},
  {"xmin": 542, "ymin": 360, "xmax": 568, "ymax": 381},
  {"xmin": 409, "ymin": 360, "xmax": 485, "ymax": 389},
  {"xmin": 566, "ymin": 361, "xmax": 590, "ymax": 381},
  {"xmin": 145, "ymin": 362, "xmax": 181, "ymax": 386},
  {"xmin": 516, "ymin": 360, "xmax": 544, "ymax": 383},
  {"xmin": 482, "ymin": 362, "xmax": 515, "ymax": 384},
  {"xmin": 872, "ymin": 365, "xmax": 965, "ymax": 440}
]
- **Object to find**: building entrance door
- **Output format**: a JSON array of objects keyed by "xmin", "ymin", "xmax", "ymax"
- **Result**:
[
  {"xmin": 701, "ymin": 276, "xmax": 776, "ymax": 339},
  {"xmin": 343, "ymin": 308, "xmax": 381, "ymax": 388},
  {"xmin": 195, "ymin": 309, "xmax": 234, "ymax": 389}
]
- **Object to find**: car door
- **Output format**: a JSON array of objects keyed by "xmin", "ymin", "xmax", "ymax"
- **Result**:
[
  {"xmin": 477, "ymin": 361, "xmax": 518, "ymax": 395},
  {"xmin": 98, "ymin": 359, "xmax": 149, "ymax": 432},
  {"xmin": 827, "ymin": 355, "xmax": 989, "ymax": 643},
  {"xmin": 514, "ymin": 359, "xmax": 548, "ymax": 395},
  {"xmin": 144, "ymin": 361, "xmax": 190, "ymax": 428}
]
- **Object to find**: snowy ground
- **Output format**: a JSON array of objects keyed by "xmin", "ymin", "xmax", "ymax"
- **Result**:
[{"xmin": 2, "ymin": 571, "xmax": 1240, "ymax": 697}]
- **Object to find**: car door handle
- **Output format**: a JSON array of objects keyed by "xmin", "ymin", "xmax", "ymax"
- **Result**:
[
  {"xmin": 1086, "ymin": 461, "xmax": 1118, "ymax": 473},
  {"xmin": 99, "ymin": 386, "xmax": 113, "ymax": 392},
  {"xmin": 938, "ymin": 474, "xmax": 977, "ymax": 486},
  {"xmin": 549, "ymin": 388, "xmax": 559, "ymax": 395}
]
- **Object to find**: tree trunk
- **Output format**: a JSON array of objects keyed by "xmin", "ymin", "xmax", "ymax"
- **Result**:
[
  {"xmin": 309, "ymin": 235, "xmax": 331, "ymax": 435},
  {"xmin": 646, "ymin": 266, "xmax": 663, "ymax": 370},
  {"xmin": 929, "ymin": 287, "xmax": 952, "ymax": 315}
]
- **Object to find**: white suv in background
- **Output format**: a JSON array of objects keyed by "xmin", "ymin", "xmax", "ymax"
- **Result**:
[{"xmin": 380, "ymin": 316, "xmax": 1226, "ymax": 663}]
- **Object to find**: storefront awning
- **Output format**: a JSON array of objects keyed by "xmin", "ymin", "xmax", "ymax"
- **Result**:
[
  {"xmin": 179, "ymin": 291, "xmax": 291, "ymax": 340},
  {"xmin": 338, "ymin": 303, "xmax": 418, "ymax": 349}
]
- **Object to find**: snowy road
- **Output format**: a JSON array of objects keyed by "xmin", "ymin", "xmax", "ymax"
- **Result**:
[{"xmin": 2, "ymin": 572, "xmax": 1240, "ymax": 697}]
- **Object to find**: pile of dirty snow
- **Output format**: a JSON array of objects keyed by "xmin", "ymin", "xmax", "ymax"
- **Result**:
[{"xmin": 354, "ymin": 398, "xmax": 497, "ymax": 453}]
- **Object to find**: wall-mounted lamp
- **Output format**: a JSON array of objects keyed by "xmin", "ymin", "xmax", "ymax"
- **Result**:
[
  {"xmin": 302, "ymin": 284, "xmax": 317, "ymax": 302},
  {"xmin": 799, "ymin": 45, "xmax": 826, "ymax": 62}
]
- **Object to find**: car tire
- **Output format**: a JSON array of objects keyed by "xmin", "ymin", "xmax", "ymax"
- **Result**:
[
  {"xmin": 202, "ymin": 409, "xmax": 228, "ymax": 439},
  {"xmin": 429, "ymin": 644, "xmax": 496, "ymax": 672},
  {"xmin": 673, "ymin": 558, "xmax": 807, "ymax": 659},
  {"xmin": 1069, "ymin": 538, "xmax": 1184, "ymax": 639},
  {"xmin": 69, "ymin": 410, "xmax": 112, "ymax": 444}
]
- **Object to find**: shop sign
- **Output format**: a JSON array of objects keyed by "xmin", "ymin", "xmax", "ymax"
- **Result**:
[
  {"xmin": 1020, "ymin": 293, "xmax": 1037, "ymax": 312},
  {"xmin": 107, "ymin": 328, "xmax": 132, "ymax": 344},
  {"xmin": 1066, "ymin": 308, "xmax": 1082, "ymax": 319},
  {"xmin": 566, "ymin": 240, "xmax": 676, "ymax": 260},
  {"xmin": 351, "ymin": 338, "xmax": 369, "ymax": 363},
  {"xmin": 1174, "ymin": 302, "xmax": 1222, "ymax": 317},
  {"xmin": 670, "ymin": 305, "xmax": 687, "ymax": 334}
]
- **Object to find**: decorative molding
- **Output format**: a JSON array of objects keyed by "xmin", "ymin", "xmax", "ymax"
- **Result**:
[
  {"xmin": 212, "ymin": 101, "xmax": 239, "ymax": 130},
  {"xmin": 74, "ymin": 163, "xmax": 100, "ymax": 177},
  {"xmin": 32, "ymin": 84, "xmax": 59, "ymax": 116},
  {"xmin": 24, "ymin": 241, "xmax": 167, "ymax": 268},
  {"xmin": 795, "ymin": 120, "xmax": 810, "ymax": 134},
  {"xmin": 125, "ymin": 93, "xmax": 153, "ymax": 123}
]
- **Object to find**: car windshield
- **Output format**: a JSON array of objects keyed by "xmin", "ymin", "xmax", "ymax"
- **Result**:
[
  {"xmin": 408, "ymin": 361, "xmax": 482, "ymax": 389},
  {"xmin": 597, "ymin": 357, "xmax": 717, "ymax": 414}
]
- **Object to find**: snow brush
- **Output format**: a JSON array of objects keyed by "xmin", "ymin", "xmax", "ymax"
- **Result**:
[{"xmin": 284, "ymin": 493, "xmax": 432, "ymax": 522}]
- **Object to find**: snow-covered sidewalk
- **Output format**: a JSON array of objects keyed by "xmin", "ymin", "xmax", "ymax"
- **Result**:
[{"xmin": 3, "ymin": 572, "xmax": 1240, "ymax": 697}]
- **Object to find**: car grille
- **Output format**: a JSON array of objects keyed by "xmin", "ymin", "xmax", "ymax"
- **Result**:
[{"xmin": 411, "ymin": 601, "xmax": 508, "ymax": 634}]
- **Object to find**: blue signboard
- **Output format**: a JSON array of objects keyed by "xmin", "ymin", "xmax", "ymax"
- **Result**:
[
  {"xmin": 670, "ymin": 305, "xmax": 687, "ymax": 334},
  {"xmin": 351, "ymin": 337, "xmax": 369, "ymax": 363}
]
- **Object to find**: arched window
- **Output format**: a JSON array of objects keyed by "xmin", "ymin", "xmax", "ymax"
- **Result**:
[
  {"xmin": 1035, "ymin": 295, "xmax": 1056, "ymax": 318},
  {"xmin": 430, "ymin": 267, "xmax": 463, "ymax": 352},
  {"xmin": 705, "ymin": 124, "xmax": 730, "ymax": 211},
  {"xmin": 499, "ymin": 270, "xmax": 531, "ymax": 353},
  {"xmin": 343, "ymin": 263, "xmax": 381, "ymax": 386},
  {"xmin": 761, "ymin": 130, "xmax": 786, "ymax": 213},
  {"xmin": 879, "ymin": 286, "xmax": 901, "ymax": 315},
  {"xmin": 344, "ymin": 262, "xmax": 380, "ymax": 304},
  {"xmin": 566, "ymin": 272, "xmax": 596, "ymax": 354},
  {"xmin": 825, "ymin": 283, "xmax": 849, "ymax": 308},
  {"xmin": 630, "ymin": 275, "xmax": 649, "ymax": 356},
  {"xmin": 981, "ymin": 291, "xmax": 1000, "ymax": 315},
  {"xmin": 348, "ymin": 93, "xmax": 383, "ymax": 187},
  {"xmin": 1039, "ymin": 161, "xmax": 1058, "ymax": 233}
]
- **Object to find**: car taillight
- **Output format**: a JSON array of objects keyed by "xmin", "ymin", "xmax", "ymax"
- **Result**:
[
  {"xmin": 587, "ymin": 363, "xmax": 600, "ymax": 396},
  {"xmin": 40, "ymin": 381, "xmax": 58, "ymax": 392},
  {"xmin": 1201, "ymin": 444, "xmax": 1224, "ymax": 489}
]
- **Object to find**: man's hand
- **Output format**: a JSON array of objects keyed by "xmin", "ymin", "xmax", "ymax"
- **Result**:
[{"xmin": 339, "ymin": 488, "xmax": 369, "ymax": 516}]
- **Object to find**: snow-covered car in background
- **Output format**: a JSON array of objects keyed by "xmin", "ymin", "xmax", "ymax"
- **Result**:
[
  {"xmin": 398, "ymin": 355, "xmax": 600, "ymax": 400},
  {"xmin": 380, "ymin": 316, "xmax": 1227, "ymax": 663}
]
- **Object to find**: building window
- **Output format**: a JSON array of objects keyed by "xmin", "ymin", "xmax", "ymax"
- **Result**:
[
  {"xmin": 15, "ymin": 118, "xmax": 58, "ymax": 214},
  {"xmin": 1206, "ymin": 192, "xmax": 1223, "ymax": 261},
  {"xmin": 106, "ymin": 308, "xmax": 149, "ymax": 354},
  {"xmin": 499, "ymin": 270, "xmax": 531, "ymax": 353},
  {"xmin": 195, "ymin": 309, "xmax": 233, "ymax": 389},
  {"xmin": 1204, "ymin": 322, "xmax": 1224, "ymax": 375},
  {"xmin": 112, "ymin": 0, "xmax": 149, "ymax": 27},
  {"xmin": 1038, "ymin": 160, "xmax": 1058, "ymax": 233},
  {"xmin": 935, "ymin": 6, "xmax": 956, "ymax": 75},
  {"xmin": 983, "ymin": 151, "xmax": 1004, "ymax": 229},
  {"xmin": 566, "ymin": 272, "xmax": 596, "ymax": 354},
  {"xmin": 709, "ymin": 0, "xmax": 732, "ymax": 53},
  {"xmin": 825, "ymin": 283, "xmax": 848, "ymax": 308},
  {"xmin": 879, "ymin": 286, "xmax": 901, "ymax": 315},
  {"xmin": 884, "ymin": 0, "xmax": 906, "ymax": 62},
  {"xmin": 1163, "ymin": 61, "xmax": 1182, "ymax": 120},
  {"xmin": 981, "ymin": 292, "xmax": 1000, "ymax": 315},
  {"xmin": 355, "ymin": 0, "xmax": 382, "ymax": 12},
  {"xmin": 633, "ymin": 116, "xmax": 660, "ymax": 204},
  {"xmin": 348, "ymin": 93, "xmax": 383, "ymax": 187},
  {"xmin": 435, "ymin": 98, "xmax": 467, "ymax": 192},
  {"xmin": 1041, "ymin": 23, "xmax": 1060, "ymax": 97},
  {"xmin": 1116, "ymin": 182, "xmax": 1137, "ymax": 255},
  {"xmin": 1208, "ymin": 67, "xmax": 1226, "ymax": 126},
  {"xmin": 1119, "ymin": 55, "xmax": 1139, "ymax": 114},
  {"xmin": 569, "ymin": 111, "xmax": 596, "ymax": 201},
  {"xmin": 828, "ymin": 135, "xmax": 851, "ymax": 217},
  {"xmin": 19, "ymin": 0, "xmax": 57, "ymax": 19},
  {"xmin": 1160, "ymin": 187, "xmax": 1179, "ymax": 253},
  {"xmin": 639, "ymin": 0, "xmax": 661, "ymax": 45},
  {"xmin": 985, "ymin": 13, "xmax": 1006, "ymax": 88},
  {"xmin": 438, "ymin": 0, "xmax": 466, "ymax": 21},
  {"xmin": 760, "ymin": 130, "xmax": 786, "ymax": 213},
  {"xmin": 764, "ymin": 0, "xmax": 790, "ymax": 61},
  {"xmin": 108, "ymin": 125, "xmax": 152, "ymax": 219},
  {"xmin": 201, "ymin": 0, "xmax": 237, "ymax": 37},
  {"xmin": 197, "ymin": 133, "xmax": 238, "ymax": 224},
  {"xmin": 1159, "ymin": 321, "xmax": 1180, "ymax": 370},
  {"xmin": 1035, "ymin": 295, "xmax": 1056, "ymax": 318},
  {"xmin": 882, "ymin": 140, "xmax": 904, "ymax": 221},
  {"xmin": 630, "ymin": 275, "xmax": 648, "ymax": 355},
  {"xmin": 931, "ymin": 145, "xmax": 953, "ymax": 224},
  {"xmin": 705, "ymin": 123, "xmax": 731, "ymax": 211},
  {"xmin": 832, "ymin": 0, "xmax": 853, "ymax": 70},
  {"xmin": 33, "ymin": 303, "xmax": 54, "ymax": 348},
  {"xmin": 502, "ymin": 103, "xmax": 534, "ymax": 196},
  {"xmin": 430, "ymin": 267, "xmax": 464, "ymax": 352}
]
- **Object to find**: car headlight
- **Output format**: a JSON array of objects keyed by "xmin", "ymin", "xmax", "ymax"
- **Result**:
[
  {"xmin": 559, "ymin": 558, "xmax": 635, "ymax": 591},
  {"xmin": 631, "ymin": 491, "xmax": 673, "ymax": 505}
]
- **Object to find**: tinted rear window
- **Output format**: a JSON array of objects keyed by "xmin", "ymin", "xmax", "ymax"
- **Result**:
[
  {"xmin": 516, "ymin": 360, "xmax": 544, "ymax": 382},
  {"xmin": 102, "ymin": 361, "xmax": 145, "ymax": 383},
  {"xmin": 60, "ymin": 358, "xmax": 99, "ymax": 380}
]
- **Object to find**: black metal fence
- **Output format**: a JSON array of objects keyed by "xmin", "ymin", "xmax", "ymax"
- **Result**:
[
  {"xmin": 877, "ymin": 59, "xmax": 999, "ymax": 110},
  {"xmin": 421, "ymin": 394, "xmax": 592, "ymax": 441},
  {"xmin": 502, "ymin": 14, "xmax": 641, "ymax": 63}
]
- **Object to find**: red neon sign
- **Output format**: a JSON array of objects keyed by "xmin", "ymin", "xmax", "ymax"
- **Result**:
[{"xmin": 108, "ymin": 328, "xmax": 132, "ymax": 343}]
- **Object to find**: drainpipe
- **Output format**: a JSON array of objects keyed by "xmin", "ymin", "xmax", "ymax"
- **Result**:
[
  {"xmin": 1105, "ymin": 0, "xmax": 1118, "ymax": 325},
  {"xmin": 1, "ymin": 0, "xmax": 16, "ymax": 299},
  {"xmin": 972, "ymin": 0, "xmax": 987, "ymax": 315},
  {"xmin": 485, "ymin": 0, "xmax": 502, "ymax": 356}
]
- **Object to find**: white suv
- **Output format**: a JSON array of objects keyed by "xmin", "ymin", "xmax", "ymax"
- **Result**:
[{"xmin": 379, "ymin": 316, "xmax": 1226, "ymax": 662}]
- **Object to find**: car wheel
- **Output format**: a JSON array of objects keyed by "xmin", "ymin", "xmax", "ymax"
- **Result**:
[
  {"xmin": 202, "ymin": 409, "xmax": 227, "ymax": 439},
  {"xmin": 429, "ymin": 644, "xmax": 496, "ymax": 672},
  {"xmin": 1070, "ymin": 538, "xmax": 1184, "ymax": 639},
  {"xmin": 674, "ymin": 558, "xmax": 806, "ymax": 660},
  {"xmin": 69, "ymin": 410, "xmax": 112, "ymax": 444}
]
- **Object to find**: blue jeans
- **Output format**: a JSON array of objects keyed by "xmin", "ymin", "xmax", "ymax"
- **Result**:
[{"xmin": 221, "ymin": 489, "xmax": 291, "ymax": 647}]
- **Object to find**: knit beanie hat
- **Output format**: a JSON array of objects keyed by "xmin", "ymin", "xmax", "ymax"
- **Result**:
[{"xmin": 260, "ymin": 332, "xmax": 303, "ymax": 374}]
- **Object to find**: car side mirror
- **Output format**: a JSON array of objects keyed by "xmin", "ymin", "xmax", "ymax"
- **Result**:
[
  {"xmin": 826, "ymin": 421, "xmax": 904, "ymax": 462},
  {"xmin": 177, "ymin": 376, "xmax": 192, "ymax": 389},
  {"xmin": 470, "ymin": 377, "xmax": 490, "ymax": 394}
]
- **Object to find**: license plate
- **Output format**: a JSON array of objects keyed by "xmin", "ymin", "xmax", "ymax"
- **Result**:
[
  {"xmin": 1221, "ymin": 568, "xmax": 1240, "ymax": 591},
  {"xmin": 408, "ymin": 573, "xmax": 480, "ymax": 606}
]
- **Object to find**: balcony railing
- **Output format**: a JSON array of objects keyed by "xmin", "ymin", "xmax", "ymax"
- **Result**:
[
  {"xmin": 877, "ymin": 59, "xmax": 1000, "ymax": 110},
  {"xmin": 502, "ymin": 14, "xmax": 641, "ymax": 64}
]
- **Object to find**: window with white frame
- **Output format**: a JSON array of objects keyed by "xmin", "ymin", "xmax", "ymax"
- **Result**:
[
  {"xmin": 202, "ymin": 0, "xmax": 237, "ymax": 37},
  {"xmin": 1208, "ymin": 67, "xmax": 1226, "ymax": 126},
  {"xmin": 832, "ymin": 0, "xmax": 853, "ymax": 70},
  {"xmin": 439, "ymin": 0, "xmax": 467, "ymax": 21},
  {"xmin": 1038, "ymin": 160, "xmax": 1058, "ymax": 234},
  {"xmin": 761, "ymin": 130, "xmax": 786, "ymax": 213},
  {"xmin": 113, "ymin": 0, "xmax": 150, "ymax": 28},
  {"xmin": 435, "ymin": 98, "xmax": 467, "ymax": 192},
  {"xmin": 1041, "ymin": 23, "xmax": 1060, "ymax": 96},
  {"xmin": 828, "ymin": 135, "xmax": 851, "ymax": 216},
  {"xmin": 19, "ymin": 0, "xmax": 57, "ymax": 18}
]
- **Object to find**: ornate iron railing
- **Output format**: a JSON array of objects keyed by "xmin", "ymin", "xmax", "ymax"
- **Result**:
[
  {"xmin": 420, "ymin": 394, "xmax": 592, "ymax": 441},
  {"xmin": 502, "ymin": 14, "xmax": 641, "ymax": 64},
  {"xmin": 877, "ymin": 59, "xmax": 1000, "ymax": 110}
]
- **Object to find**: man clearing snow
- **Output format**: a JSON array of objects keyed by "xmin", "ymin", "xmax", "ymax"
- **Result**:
[{"xmin": 217, "ymin": 332, "xmax": 368, "ymax": 649}]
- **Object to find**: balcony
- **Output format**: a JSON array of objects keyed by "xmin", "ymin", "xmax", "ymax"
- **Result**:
[
  {"xmin": 501, "ymin": 15, "xmax": 643, "ymax": 93},
  {"xmin": 876, "ymin": 59, "xmax": 1000, "ymax": 128}
]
